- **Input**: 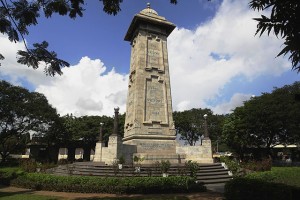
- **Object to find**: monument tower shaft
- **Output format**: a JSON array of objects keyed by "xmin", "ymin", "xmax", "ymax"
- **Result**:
[{"xmin": 123, "ymin": 5, "xmax": 177, "ymax": 155}]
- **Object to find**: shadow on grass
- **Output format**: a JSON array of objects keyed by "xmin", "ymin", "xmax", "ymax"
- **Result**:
[
  {"xmin": 0, "ymin": 191, "xmax": 60, "ymax": 200},
  {"xmin": 74, "ymin": 197, "xmax": 189, "ymax": 200}
]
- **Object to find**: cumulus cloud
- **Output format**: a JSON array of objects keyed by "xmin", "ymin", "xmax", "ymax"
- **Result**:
[
  {"xmin": 0, "ymin": 35, "xmax": 53, "ymax": 87},
  {"xmin": 0, "ymin": 0, "xmax": 292, "ymax": 117},
  {"xmin": 212, "ymin": 93, "xmax": 252, "ymax": 114},
  {"xmin": 168, "ymin": 0, "xmax": 290, "ymax": 114},
  {"xmin": 36, "ymin": 57, "xmax": 128, "ymax": 117}
]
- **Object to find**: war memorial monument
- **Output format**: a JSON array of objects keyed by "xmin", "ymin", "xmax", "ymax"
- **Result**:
[{"xmin": 94, "ymin": 4, "xmax": 213, "ymax": 165}]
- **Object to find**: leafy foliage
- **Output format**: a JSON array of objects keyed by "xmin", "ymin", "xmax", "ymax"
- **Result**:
[
  {"xmin": 220, "ymin": 156, "xmax": 242, "ymax": 176},
  {"xmin": 0, "ymin": 167, "xmax": 24, "ymax": 185},
  {"xmin": 0, "ymin": 80, "xmax": 60, "ymax": 162},
  {"xmin": 61, "ymin": 113, "xmax": 124, "ymax": 145},
  {"xmin": 184, "ymin": 160, "xmax": 199, "ymax": 178},
  {"xmin": 249, "ymin": 0, "xmax": 300, "ymax": 72},
  {"xmin": 242, "ymin": 158, "xmax": 272, "ymax": 172},
  {"xmin": 12, "ymin": 173, "xmax": 204, "ymax": 194},
  {"xmin": 222, "ymin": 82, "xmax": 300, "ymax": 159},
  {"xmin": 246, "ymin": 167, "xmax": 300, "ymax": 187},
  {"xmin": 173, "ymin": 108, "xmax": 224, "ymax": 146},
  {"xmin": 17, "ymin": 41, "xmax": 69, "ymax": 76},
  {"xmin": 225, "ymin": 177, "xmax": 300, "ymax": 200},
  {"xmin": 0, "ymin": 0, "xmax": 178, "ymax": 75},
  {"xmin": 225, "ymin": 167, "xmax": 300, "ymax": 200}
]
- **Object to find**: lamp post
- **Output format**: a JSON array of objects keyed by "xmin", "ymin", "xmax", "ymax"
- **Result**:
[
  {"xmin": 203, "ymin": 114, "xmax": 209, "ymax": 139},
  {"xmin": 99, "ymin": 122, "xmax": 104, "ymax": 142}
]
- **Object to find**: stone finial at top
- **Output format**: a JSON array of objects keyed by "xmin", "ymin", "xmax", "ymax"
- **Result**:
[{"xmin": 140, "ymin": 2, "xmax": 158, "ymax": 15}]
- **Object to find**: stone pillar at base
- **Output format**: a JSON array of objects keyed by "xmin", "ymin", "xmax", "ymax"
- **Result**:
[
  {"xmin": 100, "ymin": 135, "xmax": 123, "ymax": 165},
  {"xmin": 93, "ymin": 142, "xmax": 104, "ymax": 162},
  {"xmin": 201, "ymin": 138, "xmax": 214, "ymax": 163}
]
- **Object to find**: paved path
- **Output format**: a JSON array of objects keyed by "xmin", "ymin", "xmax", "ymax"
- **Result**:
[
  {"xmin": 205, "ymin": 183, "xmax": 225, "ymax": 194},
  {"xmin": 0, "ymin": 186, "xmax": 224, "ymax": 200}
]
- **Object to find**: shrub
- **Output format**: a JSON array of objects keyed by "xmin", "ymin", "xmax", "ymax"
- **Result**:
[
  {"xmin": 185, "ymin": 160, "xmax": 199, "ymax": 178},
  {"xmin": 0, "ymin": 167, "xmax": 24, "ymax": 185},
  {"xmin": 19, "ymin": 159, "xmax": 37, "ymax": 172},
  {"xmin": 246, "ymin": 167, "xmax": 300, "ymax": 187},
  {"xmin": 11, "ymin": 173, "xmax": 206, "ymax": 194},
  {"xmin": 160, "ymin": 160, "xmax": 171, "ymax": 173},
  {"xmin": 242, "ymin": 158, "xmax": 272, "ymax": 172},
  {"xmin": 220, "ymin": 156, "xmax": 241, "ymax": 176},
  {"xmin": 225, "ymin": 177, "xmax": 300, "ymax": 200}
]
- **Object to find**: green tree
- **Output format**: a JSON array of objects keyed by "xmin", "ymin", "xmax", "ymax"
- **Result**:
[
  {"xmin": 173, "ymin": 108, "xmax": 223, "ymax": 146},
  {"xmin": 250, "ymin": 0, "xmax": 300, "ymax": 72},
  {"xmin": 222, "ymin": 81, "xmax": 300, "ymax": 158},
  {"xmin": 61, "ymin": 112, "xmax": 124, "ymax": 144},
  {"xmin": 0, "ymin": 80, "xmax": 59, "ymax": 162}
]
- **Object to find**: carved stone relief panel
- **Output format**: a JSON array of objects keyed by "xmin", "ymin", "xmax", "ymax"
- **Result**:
[{"xmin": 144, "ymin": 76, "xmax": 168, "ymax": 123}]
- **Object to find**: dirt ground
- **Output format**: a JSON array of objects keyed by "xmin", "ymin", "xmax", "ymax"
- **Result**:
[{"xmin": 0, "ymin": 186, "xmax": 224, "ymax": 200}]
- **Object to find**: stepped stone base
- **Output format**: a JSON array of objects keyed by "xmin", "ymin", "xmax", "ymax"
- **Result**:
[{"xmin": 50, "ymin": 162, "xmax": 233, "ymax": 185}]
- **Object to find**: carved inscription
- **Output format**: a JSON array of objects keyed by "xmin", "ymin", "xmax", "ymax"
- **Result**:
[
  {"xmin": 146, "ymin": 37, "xmax": 163, "ymax": 70},
  {"xmin": 139, "ymin": 143, "xmax": 172, "ymax": 150},
  {"xmin": 145, "ymin": 77, "xmax": 166, "ymax": 122}
]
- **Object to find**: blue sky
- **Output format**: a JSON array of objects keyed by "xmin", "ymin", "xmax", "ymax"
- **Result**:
[{"xmin": 0, "ymin": 0, "xmax": 299, "ymax": 116}]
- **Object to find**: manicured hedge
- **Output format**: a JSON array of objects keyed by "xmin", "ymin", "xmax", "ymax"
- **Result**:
[
  {"xmin": 12, "ymin": 173, "xmax": 206, "ymax": 194},
  {"xmin": 224, "ymin": 177, "xmax": 300, "ymax": 200}
]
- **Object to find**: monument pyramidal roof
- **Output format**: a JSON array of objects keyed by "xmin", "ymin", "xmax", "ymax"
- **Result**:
[{"xmin": 124, "ymin": 3, "xmax": 175, "ymax": 41}]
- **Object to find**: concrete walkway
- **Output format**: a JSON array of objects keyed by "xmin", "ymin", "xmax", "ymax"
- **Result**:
[{"xmin": 205, "ymin": 183, "xmax": 225, "ymax": 193}]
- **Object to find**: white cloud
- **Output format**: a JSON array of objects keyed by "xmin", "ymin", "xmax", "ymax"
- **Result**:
[
  {"xmin": 36, "ymin": 57, "xmax": 128, "ymax": 117},
  {"xmin": 212, "ymin": 93, "xmax": 252, "ymax": 114},
  {"xmin": 0, "ymin": 0, "xmax": 293, "ymax": 117},
  {"xmin": 0, "ymin": 35, "xmax": 53, "ymax": 86},
  {"xmin": 168, "ymin": 0, "xmax": 290, "ymax": 114}
]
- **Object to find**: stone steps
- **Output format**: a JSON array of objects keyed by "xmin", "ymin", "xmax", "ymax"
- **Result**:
[{"xmin": 50, "ymin": 162, "xmax": 232, "ymax": 185}]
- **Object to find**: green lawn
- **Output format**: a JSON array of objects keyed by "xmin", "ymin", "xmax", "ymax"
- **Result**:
[
  {"xmin": 245, "ymin": 167, "xmax": 300, "ymax": 187},
  {"xmin": 0, "ymin": 191, "xmax": 62, "ymax": 200}
]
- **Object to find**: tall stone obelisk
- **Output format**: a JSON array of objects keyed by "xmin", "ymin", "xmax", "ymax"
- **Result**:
[{"xmin": 123, "ymin": 4, "xmax": 179, "ymax": 161}]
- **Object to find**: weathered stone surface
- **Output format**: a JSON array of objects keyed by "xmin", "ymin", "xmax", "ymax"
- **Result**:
[
  {"xmin": 94, "ymin": 4, "xmax": 213, "ymax": 165},
  {"xmin": 123, "ymin": 5, "xmax": 176, "ymax": 155}
]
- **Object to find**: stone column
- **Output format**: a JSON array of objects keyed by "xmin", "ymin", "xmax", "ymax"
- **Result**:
[
  {"xmin": 98, "ymin": 122, "xmax": 104, "ymax": 142},
  {"xmin": 203, "ymin": 114, "xmax": 209, "ymax": 139},
  {"xmin": 93, "ymin": 122, "xmax": 105, "ymax": 162},
  {"xmin": 112, "ymin": 107, "xmax": 119, "ymax": 136}
]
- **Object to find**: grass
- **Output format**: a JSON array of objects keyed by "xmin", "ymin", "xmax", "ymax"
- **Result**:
[
  {"xmin": 245, "ymin": 167, "xmax": 300, "ymax": 187},
  {"xmin": 0, "ymin": 191, "xmax": 190, "ymax": 200},
  {"xmin": 0, "ymin": 167, "xmax": 23, "ymax": 174},
  {"xmin": 0, "ymin": 191, "xmax": 62, "ymax": 200}
]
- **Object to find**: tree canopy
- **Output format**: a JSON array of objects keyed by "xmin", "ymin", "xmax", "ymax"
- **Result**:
[
  {"xmin": 173, "ymin": 108, "xmax": 224, "ymax": 146},
  {"xmin": 0, "ymin": 80, "xmax": 59, "ymax": 162},
  {"xmin": 250, "ymin": 0, "xmax": 300, "ymax": 72},
  {"xmin": 61, "ymin": 112, "xmax": 125, "ymax": 146},
  {"xmin": 222, "ymin": 81, "xmax": 300, "ymax": 158}
]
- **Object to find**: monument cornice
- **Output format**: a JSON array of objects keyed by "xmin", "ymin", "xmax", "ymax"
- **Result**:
[{"xmin": 124, "ymin": 13, "xmax": 175, "ymax": 42}]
